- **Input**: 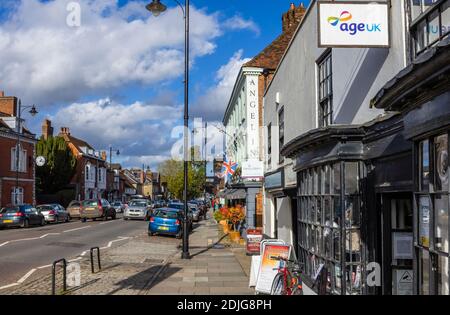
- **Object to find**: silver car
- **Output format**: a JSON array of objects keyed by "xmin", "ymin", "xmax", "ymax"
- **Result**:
[
  {"xmin": 37, "ymin": 204, "xmax": 70, "ymax": 223},
  {"xmin": 123, "ymin": 200, "xmax": 151, "ymax": 221}
]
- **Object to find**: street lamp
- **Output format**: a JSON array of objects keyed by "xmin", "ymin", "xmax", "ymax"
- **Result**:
[
  {"xmin": 15, "ymin": 100, "xmax": 38, "ymax": 206},
  {"xmin": 109, "ymin": 146, "xmax": 121, "ymax": 170},
  {"xmin": 147, "ymin": 0, "xmax": 190, "ymax": 259}
]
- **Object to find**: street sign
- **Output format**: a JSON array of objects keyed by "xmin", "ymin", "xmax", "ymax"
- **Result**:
[
  {"xmin": 36, "ymin": 156, "xmax": 46, "ymax": 167},
  {"xmin": 318, "ymin": 1, "xmax": 390, "ymax": 48}
]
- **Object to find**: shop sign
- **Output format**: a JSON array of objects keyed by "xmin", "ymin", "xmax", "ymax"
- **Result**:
[
  {"xmin": 318, "ymin": 1, "xmax": 390, "ymax": 48},
  {"xmin": 242, "ymin": 159, "xmax": 264, "ymax": 179},
  {"xmin": 255, "ymin": 243, "xmax": 291, "ymax": 294},
  {"xmin": 394, "ymin": 270, "xmax": 413, "ymax": 295},
  {"xmin": 246, "ymin": 74, "xmax": 260, "ymax": 160},
  {"xmin": 265, "ymin": 170, "xmax": 283, "ymax": 189}
]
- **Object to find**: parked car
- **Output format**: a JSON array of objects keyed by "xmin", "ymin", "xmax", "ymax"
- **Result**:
[
  {"xmin": 188, "ymin": 203, "xmax": 201, "ymax": 222},
  {"xmin": 167, "ymin": 203, "xmax": 194, "ymax": 230},
  {"xmin": 148, "ymin": 208, "xmax": 190, "ymax": 238},
  {"xmin": 0, "ymin": 205, "xmax": 46, "ymax": 229},
  {"xmin": 36, "ymin": 204, "xmax": 70, "ymax": 223},
  {"xmin": 112, "ymin": 201, "xmax": 126, "ymax": 213},
  {"xmin": 67, "ymin": 200, "xmax": 82, "ymax": 219},
  {"xmin": 80, "ymin": 199, "xmax": 116, "ymax": 222},
  {"xmin": 124, "ymin": 199, "xmax": 152, "ymax": 221}
]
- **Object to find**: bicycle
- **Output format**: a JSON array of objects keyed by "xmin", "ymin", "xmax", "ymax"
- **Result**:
[{"xmin": 270, "ymin": 256, "xmax": 304, "ymax": 295}]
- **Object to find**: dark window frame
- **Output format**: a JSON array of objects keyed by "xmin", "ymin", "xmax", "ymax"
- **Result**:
[{"xmin": 317, "ymin": 52, "xmax": 333, "ymax": 128}]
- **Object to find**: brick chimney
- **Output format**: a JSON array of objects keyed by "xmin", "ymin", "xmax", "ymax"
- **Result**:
[
  {"xmin": 0, "ymin": 91, "xmax": 18, "ymax": 117},
  {"xmin": 42, "ymin": 119, "xmax": 54, "ymax": 140},
  {"xmin": 101, "ymin": 151, "xmax": 107, "ymax": 161},
  {"xmin": 282, "ymin": 2, "xmax": 306, "ymax": 33},
  {"xmin": 60, "ymin": 127, "xmax": 71, "ymax": 136}
]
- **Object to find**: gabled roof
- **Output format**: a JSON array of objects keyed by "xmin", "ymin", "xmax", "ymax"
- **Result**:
[
  {"xmin": 243, "ymin": 30, "xmax": 298, "ymax": 70},
  {"xmin": 60, "ymin": 133, "xmax": 95, "ymax": 154}
]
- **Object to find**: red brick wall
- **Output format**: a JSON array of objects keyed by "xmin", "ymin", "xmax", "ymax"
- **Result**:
[
  {"xmin": 0, "ymin": 135, "xmax": 35, "ymax": 207},
  {"xmin": 0, "ymin": 97, "xmax": 17, "ymax": 117}
]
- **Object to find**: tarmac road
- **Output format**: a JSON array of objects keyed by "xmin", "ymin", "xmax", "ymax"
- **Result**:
[{"xmin": 0, "ymin": 215, "xmax": 148, "ymax": 289}]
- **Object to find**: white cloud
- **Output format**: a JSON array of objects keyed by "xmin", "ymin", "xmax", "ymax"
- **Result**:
[
  {"xmin": 192, "ymin": 50, "xmax": 251, "ymax": 121},
  {"xmin": 223, "ymin": 15, "xmax": 260, "ymax": 36},
  {"xmin": 0, "ymin": 0, "xmax": 221, "ymax": 106},
  {"xmin": 50, "ymin": 98, "xmax": 182, "ymax": 166}
]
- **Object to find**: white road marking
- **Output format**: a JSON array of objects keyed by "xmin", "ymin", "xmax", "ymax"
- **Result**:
[
  {"xmin": 63, "ymin": 226, "xmax": 91, "ymax": 233},
  {"xmin": 0, "ymin": 233, "xmax": 60, "ymax": 248},
  {"xmin": 0, "ymin": 241, "xmax": 10, "ymax": 247},
  {"xmin": 0, "ymin": 235, "xmax": 134, "ymax": 290},
  {"xmin": 0, "ymin": 283, "xmax": 19, "ymax": 290},
  {"xmin": 17, "ymin": 269, "xmax": 36, "ymax": 284}
]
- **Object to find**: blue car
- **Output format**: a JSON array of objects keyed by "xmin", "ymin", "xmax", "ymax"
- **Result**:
[{"xmin": 148, "ymin": 208, "xmax": 184, "ymax": 238}]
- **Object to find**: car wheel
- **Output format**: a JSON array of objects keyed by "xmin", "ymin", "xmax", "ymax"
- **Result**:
[
  {"xmin": 40, "ymin": 218, "xmax": 45, "ymax": 226},
  {"xmin": 123, "ymin": 217, "xmax": 128, "ymax": 221},
  {"xmin": 81, "ymin": 217, "xmax": 87, "ymax": 223},
  {"xmin": 66, "ymin": 215, "xmax": 71, "ymax": 222},
  {"xmin": 112, "ymin": 213, "xmax": 117, "ymax": 220},
  {"xmin": 148, "ymin": 231, "xmax": 154, "ymax": 236},
  {"xmin": 21, "ymin": 219, "xmax": 29, "ymax": 228}
]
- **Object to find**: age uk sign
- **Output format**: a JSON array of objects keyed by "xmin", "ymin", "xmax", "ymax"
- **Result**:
[{"xmin": 318, "ymin": 1, "xmax": 390, "ymax": 48}]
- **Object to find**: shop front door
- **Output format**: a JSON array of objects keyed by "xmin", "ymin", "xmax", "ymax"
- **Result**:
[{"xmin": 380, "ymin": 193, "xmax": 414, "ymax": 295}]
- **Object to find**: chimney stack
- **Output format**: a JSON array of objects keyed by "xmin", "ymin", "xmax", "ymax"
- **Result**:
[
  {"xmin": 101, "ymin": 151, "xmax": 107, "ymax": 161},
  {"xmin": 282, "ymin": 2, "xmax": 306, "ymax": 33},
  {"xmin": 0, "ymin": 91, "xmax": 18, "ymax": 117},
  {"xmin": 42, "ymin": 119, "xmax": 54, "ymax": 140},
  {"xmin": 60, "ymin": 127, "xmax": 71, "ymax": 136}
]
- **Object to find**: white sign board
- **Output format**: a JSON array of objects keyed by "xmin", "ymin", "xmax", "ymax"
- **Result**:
[
  {"xmin": 246, "ymin": 74, "xmax": 260, "ymax": 160},
  {"xmin": 242, "ymin": 159, "xmax": 264, "ymax": 179},
  {"xmin": 255, "ymin": 243, "xmax": 291, "ymax": 294},
  {"xmin": 393, "ymin": 232, "xmax": 414, "ymax": 260},
  {"xmin": 318, "ymin": 1, "xmax": 390, "ymax": 48}
]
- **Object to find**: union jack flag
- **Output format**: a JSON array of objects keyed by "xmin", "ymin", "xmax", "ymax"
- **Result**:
[{"xmin": 220, "ymin": 158, "xmax": 238, "ymax": 181}]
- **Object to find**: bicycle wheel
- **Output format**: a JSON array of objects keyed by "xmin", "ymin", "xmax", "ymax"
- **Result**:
[{"xmin": 270, "ymin": 273, "xmax": 285, "ymax": 295}]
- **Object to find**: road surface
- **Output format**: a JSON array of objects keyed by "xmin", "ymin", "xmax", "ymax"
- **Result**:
[{"xmin": 0, "ymin": 216, "xmax": 148, "ymax": 288}]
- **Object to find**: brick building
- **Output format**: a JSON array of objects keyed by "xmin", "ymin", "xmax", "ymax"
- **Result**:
[
  {"xmin": 0, "ymin": 91, "xmax": 37, "ymax": 207},
  {"xmin": 41, "ymin": 120, "xmax": 108, "ymax": 201}
]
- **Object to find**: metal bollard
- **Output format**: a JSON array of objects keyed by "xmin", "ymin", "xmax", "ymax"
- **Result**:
[
  {"xmin": 51, "ymin": 258, "xmax": 67, "ymax": 295},
  {"xmin": 90, "ymin": 247, "xmax": 101, "ymax": 274}
]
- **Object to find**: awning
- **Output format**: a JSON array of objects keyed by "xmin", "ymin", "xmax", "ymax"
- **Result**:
[
  {"xmin": 217, "ymin": 189, "xmax": 247, "ymax": 200},
  {"xmin": 225, "ymin": 189, "xmax": 247, "ymax": 200}
]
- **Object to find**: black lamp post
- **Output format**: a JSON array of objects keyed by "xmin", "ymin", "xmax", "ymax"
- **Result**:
[
  {"xmin": 109, "ymin": 146, "xmax": 120, "ymax": 170},
  {"xmin": 147, "ymin": 0, "xmax": 190, "ymax": 259},
  {"xmin": 15, "ymin": 99, "xmax": 38, "ymax": 206}
]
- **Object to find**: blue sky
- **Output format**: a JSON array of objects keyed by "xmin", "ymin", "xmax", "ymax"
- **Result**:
[{"xmin": 0, "ymin": 0, "xmax": 310, "ymax": 169}]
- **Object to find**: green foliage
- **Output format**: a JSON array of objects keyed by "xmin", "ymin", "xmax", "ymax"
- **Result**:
[
  {"xmin": 36, "ymin": 136, "xmax": 77, "ymax": 194},
  {"xmin": 158, "ymin": 155, "xmax": 206, "ymax": 200},
  {"xmin": 213, "ymin": 210, "xmax": 223, "ymax": 222}
]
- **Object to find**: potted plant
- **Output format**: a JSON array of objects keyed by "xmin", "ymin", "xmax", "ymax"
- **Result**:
[
  {"xmin": 218, "ymin": 207, "xmax": 231, "ymax": 233},
  {"xmin": 228, "ymin": 205, "xmax": 245, "ymax": 243}
]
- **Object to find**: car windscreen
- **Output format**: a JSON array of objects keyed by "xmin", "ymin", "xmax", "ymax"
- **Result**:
[
  {"xmin": 69, "ymin": 202, "xmax": 80, "ymax": 207},
  {"xmin": 113, "ymin": 202, "xmax": 121, "ymax": 206},
  {"xmin": 154, "ymin": 211, "xmax": 178, "ymax": 219},
  {"xmin": 83, "ymin": 200, "xmax": 98, "ymax": 207},
  {"xmin": 129, "ymin": 201, "xmax": 147, "ymax": 207}
]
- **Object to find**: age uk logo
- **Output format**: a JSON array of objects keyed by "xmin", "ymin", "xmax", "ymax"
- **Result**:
[{"xmin": 327, "ymin": 11, "xmax": 382, "ymax": 36}]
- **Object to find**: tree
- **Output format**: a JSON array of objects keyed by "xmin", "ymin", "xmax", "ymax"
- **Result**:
[
  {"xmin": 158, "ymin": 149, "xmax": 205, "ymax": 200},
  {"xmin": 36, "ymin": 136, "xmax": 77, "ymax": 194}
]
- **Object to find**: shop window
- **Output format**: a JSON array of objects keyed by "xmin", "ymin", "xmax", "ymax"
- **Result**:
[
  {"xmin": 434, "ymin": 134, "xmax": 449, "ymax": 192},
  {"xmin": 434, "ymin": 195, "xmax": 449, "ymax": 253},
  {"xmin": 267, "ymin": 123, "xmax": 272, "ymax": 167},
  {"xmin": 278, "ymin": 108, "xmax": 285, "ymax": 164},
  {"xmin": 438, "ymin": 255, "xmax": 450, "ymax": 294},
  {"xmin": 419, "ymin": 140, "xmax": 430, "ymax": 192},
  {"xmin": 418, "ymin": 196, "xmax": 431, "ymax": 247},
  {"xmin": 419, "ymin": 249, "xmax": 431, "ymax": 295}
]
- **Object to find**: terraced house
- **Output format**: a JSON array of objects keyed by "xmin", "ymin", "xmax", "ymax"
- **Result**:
[{"xmin": 264, "ymin": 0, "xmax": 449, "ymax": 295}]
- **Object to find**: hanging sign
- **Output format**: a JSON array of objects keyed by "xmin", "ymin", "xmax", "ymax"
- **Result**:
[{"xmin": 318, "ymin": 1, "xmax": 390, "ymax": 48}]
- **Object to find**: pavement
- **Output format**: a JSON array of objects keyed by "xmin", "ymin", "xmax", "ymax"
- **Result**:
[{"xmin": 0, "ymin": 210, "xmax": 254, "ymax": 295}]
